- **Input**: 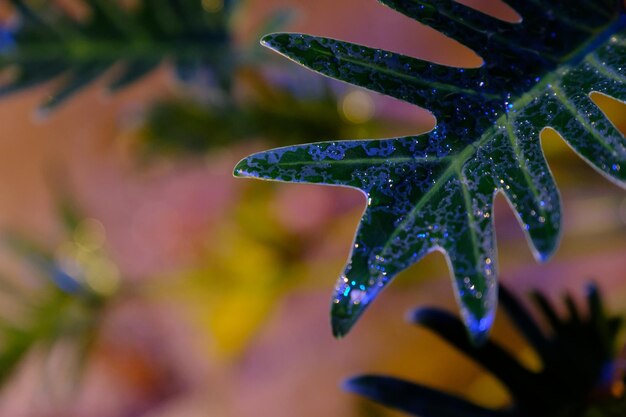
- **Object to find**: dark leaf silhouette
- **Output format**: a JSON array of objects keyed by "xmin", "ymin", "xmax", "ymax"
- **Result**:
[{"xmin": 345, "ymin": 284, "xmax": 626, "ymax": 417}]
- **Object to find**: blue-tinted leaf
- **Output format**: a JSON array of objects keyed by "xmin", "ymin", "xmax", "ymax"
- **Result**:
[{"xmin": 235, "ymin": 1, "xmax": 626, "ymax": 341}]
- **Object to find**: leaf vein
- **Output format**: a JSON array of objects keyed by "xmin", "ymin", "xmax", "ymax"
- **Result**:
[
  {"xmin": 587, "ymin": 54, "xmax": 626, "ymax": 84},
  {"xmin": 549, "ymin": 83, "xmax": 615, "ymax": 154},
  {"xmin": 301, "ymin": 42, "xmax": 501, "ymax": 101},
  {"xmin": 504, "ymin": 119, "xmax": 544, "ymax": 205}
]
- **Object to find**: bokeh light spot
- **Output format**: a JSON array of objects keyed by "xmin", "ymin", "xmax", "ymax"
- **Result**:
[
  {"xmin": 341, "ymin": 90, "xmax": 375, "ymax": 124},
  {"xmin": 202, "ymin": 0, "xmax": 223, "ymax": 13},
  {"xmin": 74, "ymin": 218, "xmax": 107, "ymax": 251}
]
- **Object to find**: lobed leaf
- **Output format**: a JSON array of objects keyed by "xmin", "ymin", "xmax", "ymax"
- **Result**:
[
  {"xmin": 235, "ymin": 0, "xmax": 626, "ymax": 342},
  {"xmin": 345, "ymin": 285, "xmax": 625, "ymax": 416}
]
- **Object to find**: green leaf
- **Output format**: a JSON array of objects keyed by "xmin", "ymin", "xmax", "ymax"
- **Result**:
[
  {"xmin": 0, "ymin": 0, "xmax": 237, "ymax": 111},
  {"xmin": 0, "ymin": 199, "xmax": 117, "ymax": 387},
  {"xmin": 234, "ymin": 0, "xmax": 626, "ymax": 342}
]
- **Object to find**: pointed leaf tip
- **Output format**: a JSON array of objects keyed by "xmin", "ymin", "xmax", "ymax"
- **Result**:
[
  {"xmin": 459, "ymin": 294, "xmax": 497, "ymax": 346},
  {"xmin": 260, "ymin": 33, "xmax": 283, "ymax": 50},
  {"xmin": 342, "ymin": 376, "xmax": 363, "ymax": 392},
  {"xmin": 585, "ymin": 282, "xmax": 600, "ymax": 299},
  {"xmin": 410, "ymin": 306, "xmax": 494, "ymax": 347},
  {"xmin": 343, "ymin": 375, "xmax": 377, "ymax": 395},
  {"xmin": 233, "ymin": 155, "xmax": 264, "ymax": 179},
  {"xmin": 331, "ymin": 302, "xmax": 362, "ymax": 338},
  {"xmin": 233, "ymin": 158, "xmax": 247, "ymax": 178},
  {"xmin": 463, "ymin": 312, "xmax": 494, "ymax": 346}
]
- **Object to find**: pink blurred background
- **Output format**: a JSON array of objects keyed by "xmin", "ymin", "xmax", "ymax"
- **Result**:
[{"xmin": 0, "ymin": 0, "xmax": 625, "ymax": 416}]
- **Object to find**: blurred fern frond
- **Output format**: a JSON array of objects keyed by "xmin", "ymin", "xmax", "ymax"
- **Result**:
[
  {"xmin": 0, "ymin": 203, "xmax": 119, "ymax": 388},
  {"xmin": 0, "ymin": 0, "xmax": 239, "ymax": 113},
  {"xmin": 141, "ymin": 75, "xmax": 384, "ymax": 155}
]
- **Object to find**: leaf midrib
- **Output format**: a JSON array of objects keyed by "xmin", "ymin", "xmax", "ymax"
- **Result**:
[
  {"xmin": 550, "ymin": 82, "xmax": 615, "ymax": 154},
  {"xmin": 587, "ymin": 54, "xmax": 626, "ymax": 83},
  {"xmin": 434, "ymin": 6, "xmax": 558, "ymax": 62},
  {"xmin": 504, "ymin": 115, "xmax": 545, "ymax": 213},
  {"xmin": 277, "ymin": 37, "xmax": 502, "ymax": 101},
  {"xmin": 272, "ymin": 154, "xmax": 452, "ymax": 167},
  {"xmin": 376, "ymin": 21, "xmax": 623, "ymax": 257},
  {"xmin": 260, "ymin": 21, "xmax": 624, "ymax": 263},
  {"xmin": 377, "ymin": 73, "xmax": 560, "ymax": 256},
  {"xmin": 265, "ymin": 74, "xmax": 558, "ymax": 258}
]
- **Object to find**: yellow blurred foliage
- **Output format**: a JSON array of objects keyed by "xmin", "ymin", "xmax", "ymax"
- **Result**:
[{"xmin": 152, "ymin": 184, "xmax": 311, "ymax": 359}]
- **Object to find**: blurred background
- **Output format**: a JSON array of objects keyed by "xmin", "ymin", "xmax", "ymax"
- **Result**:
[{"xmin": 0, "ymin": 0, "xmax": 625, "ymax": 416}]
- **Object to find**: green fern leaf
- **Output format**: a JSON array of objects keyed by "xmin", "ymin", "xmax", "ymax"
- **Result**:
[
  {"xmin": 234, "ymin": 1, "xmax": 626, "ymax": 342},
  {"xmin": 0, "ymin": 0, "xmax": 237, "ymax": 112}
]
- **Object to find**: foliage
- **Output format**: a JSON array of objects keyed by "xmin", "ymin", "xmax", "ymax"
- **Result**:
[
  {"xmin": 0, "ymin": 0, "xmax": 384, "ymax": 156},
  {"xmin": 0, "ymin": 0, "xmax": 238, "ymax": 112},
  {"xmin": 138, "ymin": 12, "xmax": 394, "ymax": 156},
  {"xmin": 235, "ymin": 0, "xmax": 626, "ymax": 342},
  {"xmin": 345, "ymin": 284, "xmax": 626, "ymax": 417},
  {"xmin": 141, "ymin": 73, "xmax": 380, "ymax": 156},
  {"xmin": 0, "ymin": 202, "xmax": 119, "ymax": 387}
]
